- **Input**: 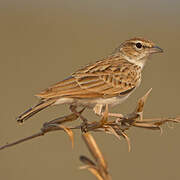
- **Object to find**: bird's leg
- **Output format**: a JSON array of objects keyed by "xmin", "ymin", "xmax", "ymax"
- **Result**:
[
  {"xmin": 93, "ymin": 104, "xmax": 109, "ymax": 127},
  {"xmin": 102, "ymin": 112, "xmax": 124, "ymax": 118},
  {"xmin": 69, "ymin": 105, "xmax": 88, "ymax": 132},
  {"xmin": 94, "ymin": 104, "xmax": 123, "ymax": 119}
]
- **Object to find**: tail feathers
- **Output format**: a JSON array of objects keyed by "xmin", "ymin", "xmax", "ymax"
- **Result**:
[{"xmin": 16, "ymin": 99, "xmax": 56, "ymax": 124}]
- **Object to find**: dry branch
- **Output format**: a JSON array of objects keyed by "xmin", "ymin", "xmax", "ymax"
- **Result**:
[
  {"xmin": 0, "ymin": 89, "xmax": 180, "ymax": 180},
  {"xmin": 0, "ymin": 89, "xmax": 180, "ymax": 152},
  {"xmin": 80, "ymin": 132, "xmax": 111, "ymax": 180}
]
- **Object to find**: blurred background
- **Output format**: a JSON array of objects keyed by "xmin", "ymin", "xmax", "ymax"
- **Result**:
[{"xmin": 0, "ymin": 0, "xmax": 180, "ymax": 179}]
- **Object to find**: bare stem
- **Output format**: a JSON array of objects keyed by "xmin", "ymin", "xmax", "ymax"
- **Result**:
[{"xmin": 0, "ymin": 89, "xmax": 180, "ymax": 180}]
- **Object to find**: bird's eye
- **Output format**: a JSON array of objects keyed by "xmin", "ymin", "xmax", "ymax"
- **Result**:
[{"xmin": 135, "ymin": 42, "xmax": 142, "ymax": 49}]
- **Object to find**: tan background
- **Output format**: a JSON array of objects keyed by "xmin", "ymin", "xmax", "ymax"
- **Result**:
[{"xmin": 0, "ymin": 0, "xmax": 180, "ymax": 179}]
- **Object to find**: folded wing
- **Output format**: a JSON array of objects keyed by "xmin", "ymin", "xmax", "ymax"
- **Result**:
[{"xmin": 36, "ymin": 58, "xmax": 141, "ymax": 99}]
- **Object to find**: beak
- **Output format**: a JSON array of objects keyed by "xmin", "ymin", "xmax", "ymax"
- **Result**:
[{"xmin": 150, "ymin": 46, "xmax": 163, "ymax": 54}]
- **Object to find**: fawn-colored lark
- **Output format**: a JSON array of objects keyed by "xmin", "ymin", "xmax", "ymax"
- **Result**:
[{"xmin": 17, "ymin": 37, "xmax": 163, "ymax": 129}]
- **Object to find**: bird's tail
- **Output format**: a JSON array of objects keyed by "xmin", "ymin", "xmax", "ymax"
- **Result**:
[{"xmin": 16, "ymin": 99, "xmax": 56, "ymax": 124}]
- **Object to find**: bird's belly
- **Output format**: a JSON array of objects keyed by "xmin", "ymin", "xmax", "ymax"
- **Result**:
[
  {"xmin": 80, "ymin": 96, "xmax": 128, "ymax": 107},
  {"xmin": 97, "ymin": 95, "xmax": 129, "ymax": 106},
  {"xmin": 54, "ymin": 95, "xmax": 130, "ymax": 108}
]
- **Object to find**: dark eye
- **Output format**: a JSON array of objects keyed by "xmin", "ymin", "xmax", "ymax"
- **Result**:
[{"xmin": 136, "ymin": 42, "xmax": 142, "ymax": 49}]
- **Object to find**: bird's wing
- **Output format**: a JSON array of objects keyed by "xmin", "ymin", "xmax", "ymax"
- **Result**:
[
  {"xmin": 36, "ymin": 57, "xmax": 141, "ymax": 99},
  {"xmin": 36, "ymin": 76, "xmax": 103, "ymax": 99}
]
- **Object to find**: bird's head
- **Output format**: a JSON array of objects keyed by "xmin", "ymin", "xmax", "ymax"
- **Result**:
[{"xmin": 117, "ymin": 37, "xmax": 163, "ymax": 68}]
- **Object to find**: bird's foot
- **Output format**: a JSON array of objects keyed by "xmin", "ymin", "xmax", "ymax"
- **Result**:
[{"xmin": 81, "ymin": 121, "xmax": 89, "ymax": 133}]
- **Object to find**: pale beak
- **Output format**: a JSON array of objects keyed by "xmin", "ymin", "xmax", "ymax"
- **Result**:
[{"xmin": 150, "ymin": 46, "xmax": 163, "ymax": 54}]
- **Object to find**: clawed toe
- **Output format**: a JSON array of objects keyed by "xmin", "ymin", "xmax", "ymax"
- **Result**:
[{"xmin": 81, "ymin": 121, "xmax": 89, "ymax": 132}]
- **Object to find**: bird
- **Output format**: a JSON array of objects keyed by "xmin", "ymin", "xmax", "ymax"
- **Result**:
[{"xmin": 16, "ymin": 37, "xmax": 163, "ymax": 128}]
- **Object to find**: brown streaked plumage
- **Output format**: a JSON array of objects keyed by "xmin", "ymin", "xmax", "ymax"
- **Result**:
[
  {"xmin": 37, "ymin": 58, "xmax": 141, "ymax": 99},
  {"xmin": 17, "ymin": 37, "xmax": 163, "ymax": 123}
]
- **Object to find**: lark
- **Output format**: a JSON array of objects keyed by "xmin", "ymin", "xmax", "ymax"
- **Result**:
[{"xmin": 17, "ymin": 37, "xmax": 163, "ymax": 127}]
